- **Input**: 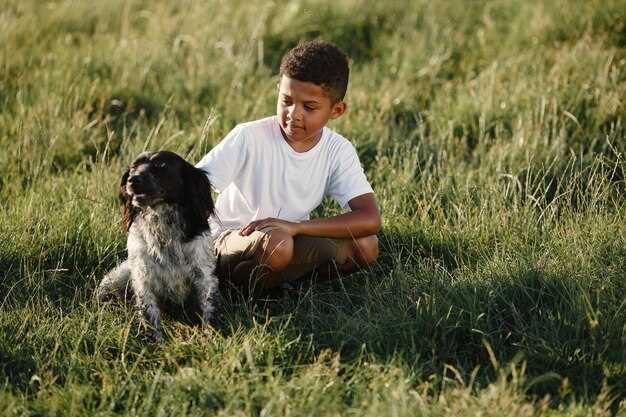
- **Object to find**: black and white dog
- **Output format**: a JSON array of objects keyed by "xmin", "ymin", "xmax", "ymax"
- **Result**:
[{"xmin": 97, "ymin": 151, "xmax": 219, "ymax": 342}]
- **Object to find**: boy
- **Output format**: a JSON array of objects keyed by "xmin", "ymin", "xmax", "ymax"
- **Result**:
[{"xmin": 196, "ymin": 40, "xmax": 380, "ymax": 290}]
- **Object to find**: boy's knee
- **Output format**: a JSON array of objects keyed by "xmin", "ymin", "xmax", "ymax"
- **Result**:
[
  {"xmin": 333, "ymin": 235, "xmax": 379, "ymax": 276},
  {"xmin": 258, "ymin": 230, "xmax": 294, "ymax": 271},
  {"xmin": 337, "ymin": 235, "xmax": 379, "ymax": 267},
  {"xmin": 356, "ymin": 235, "xmax": 379, "ymax": 266}
]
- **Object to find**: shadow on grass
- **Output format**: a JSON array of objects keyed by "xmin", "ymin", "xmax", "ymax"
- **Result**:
[
  {"xmin": 0, "ymin": 337, "xmax": 38, "ymax": 392},
  {"xmin": 3, "ymin": 227, "xmax": 626, "ymax": 405},
  {"xmin": 236, "ymin": 228, "xmax": 626, "ymax": 403},
  {"xmin": 0, "ymin": 242, "xmax": 121, "ymax": 310}
]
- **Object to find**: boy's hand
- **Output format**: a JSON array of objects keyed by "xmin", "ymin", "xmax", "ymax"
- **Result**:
[{"xmin": 239, "ymin": 218, "xmax": 300, "ymax": 237}]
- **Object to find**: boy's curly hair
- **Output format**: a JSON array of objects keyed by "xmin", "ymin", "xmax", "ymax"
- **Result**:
[{"xmin": 279, "ymin": 40, "xmax": 349, "ymax": 103}]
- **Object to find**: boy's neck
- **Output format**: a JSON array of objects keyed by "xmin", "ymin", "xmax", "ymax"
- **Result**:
[{"xmin": 279, "ymin": 127, "xmax": 323, "ymax": 153}]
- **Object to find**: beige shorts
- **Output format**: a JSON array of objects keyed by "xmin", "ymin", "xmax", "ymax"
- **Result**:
[{"xmin": 214, "ymin": 228, "xmax": 352, "ymax": 283}]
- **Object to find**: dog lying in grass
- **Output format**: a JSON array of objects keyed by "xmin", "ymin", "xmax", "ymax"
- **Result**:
[{"xmin": 97, "ymin": 151, "xmax": 220, "ymax": 342}]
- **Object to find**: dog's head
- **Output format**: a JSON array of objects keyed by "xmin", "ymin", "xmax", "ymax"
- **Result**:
[{"xmin": 119, "ymin": 151, "xmax": 215, "ymax": 239}]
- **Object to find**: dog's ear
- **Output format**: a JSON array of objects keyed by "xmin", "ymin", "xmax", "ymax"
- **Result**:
[
  {"xmin": 119, "ymin": 168, "xmax": 137, "ymax": 232},
  {"xmin": 119, "ymin": 169, "xmax": 130, "ymax": 204},
  {"xmin": 182, "ymin": 163, "xmax": 213, "ymax": 239}
]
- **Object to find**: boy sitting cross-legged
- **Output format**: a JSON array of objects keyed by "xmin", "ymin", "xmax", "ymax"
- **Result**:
[{"xmin": 196, "ymin": 40, "xmax": 381, "ymax": 291}]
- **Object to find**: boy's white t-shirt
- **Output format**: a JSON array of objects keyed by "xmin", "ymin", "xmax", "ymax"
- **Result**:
[{"xmin": 195, "ymin": 116, "xmax": 373, "ymax": 238}]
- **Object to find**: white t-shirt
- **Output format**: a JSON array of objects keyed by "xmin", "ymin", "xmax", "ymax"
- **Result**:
[{"xmin": 195, "ymin": 116, "xmax": 374, "ymax": 237}]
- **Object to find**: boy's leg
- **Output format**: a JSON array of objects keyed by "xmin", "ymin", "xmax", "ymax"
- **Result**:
[
  {"xmin": 334, "ymin": 235, "xmax": 379, "ymax": 275},
  {"xmin": 215, "ymin": 228, "xmax": 294, "ymax": 291},
  {"xmin": 284, "ymin": 235, "xmax": 379, "ymax": 283},
  {"xmin": 215, "ymin": 229, "xmax": 379, "ymax": 289}
]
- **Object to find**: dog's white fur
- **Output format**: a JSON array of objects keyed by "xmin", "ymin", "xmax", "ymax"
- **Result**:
[{"xmin": 98, "ymin": 205, "xmax": 219, "ymax": 341}]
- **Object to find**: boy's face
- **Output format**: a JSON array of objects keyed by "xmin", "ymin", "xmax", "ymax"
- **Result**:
[{"xmin": 276, "ymin": 75, "xmax": 346, "ymax": 149}]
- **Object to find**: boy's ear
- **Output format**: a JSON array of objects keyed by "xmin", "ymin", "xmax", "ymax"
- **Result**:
[{"xmin": 329, "ymin": 101, "xmax": 347, "ymax": 120}]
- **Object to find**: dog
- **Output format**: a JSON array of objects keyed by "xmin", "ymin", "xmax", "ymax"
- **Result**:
[{"xmin": 97, "ymin": 151, "xmax": 220, "ymax": 342}]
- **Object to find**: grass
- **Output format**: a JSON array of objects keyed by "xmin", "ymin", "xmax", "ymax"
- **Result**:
[{"xmin": 1, "ymin": 0, "xmax": 625, "ymax": 415}]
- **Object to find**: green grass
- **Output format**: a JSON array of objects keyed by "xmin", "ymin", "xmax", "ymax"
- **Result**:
[{"xmin": 1, "ymin": 0, "xmax": 626, "ymax": 415}]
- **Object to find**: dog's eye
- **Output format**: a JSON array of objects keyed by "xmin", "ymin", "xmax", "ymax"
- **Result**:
[{"xmin": 153, "ymin": 161, "xmax": 167, "ymax": 169}]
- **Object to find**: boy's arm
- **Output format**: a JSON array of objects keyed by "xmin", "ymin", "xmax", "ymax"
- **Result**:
[{"xmin": 239, "ymin": 193, "xmax": 381, "ymax": 238}]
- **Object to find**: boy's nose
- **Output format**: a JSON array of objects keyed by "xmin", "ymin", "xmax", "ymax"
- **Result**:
[{"xmin": 288, "ymin": 105, "xmax": 303, "ymax": 121}]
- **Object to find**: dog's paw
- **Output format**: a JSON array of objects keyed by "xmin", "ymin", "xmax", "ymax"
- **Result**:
[
  {"xmin": 144, "ymin": 329, "xmax": 165, "ymax": 344},
  {"xmin": 97, "ymin": 287, "xmax": 122, "ymax": 303},
  {"xmin": 202, "ymin": 311, "xmax": 222, "ymax": 331},
  {"xmin": 97, "ymin": 279, "xmax": 134, "ymax": 304},
  {"xmin": 96, "ymin": 287, "xmax": 110, "ymax": 302},
  {"xmin": 153, "ymin": 331, "xmax": 165, "ymax": 344}
]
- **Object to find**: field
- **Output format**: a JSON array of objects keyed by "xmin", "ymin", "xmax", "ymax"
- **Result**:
[{"xmin": 1, "ymin": 0, "xmax": 625, "ymax": 415}]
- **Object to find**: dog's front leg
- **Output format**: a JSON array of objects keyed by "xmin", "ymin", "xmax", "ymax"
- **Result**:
[
  {"xmin": 98, "ymin": 261, "xmax": 132, "ymax": 303},
  {"xmin": 193, "ymin": 267, "xmax": 221, "ymax": 329},
  {"xmin": 131, "ymin": 272, "xmax": 163, "ymax": 343},
  {"xmin": 137, "ymin": 291, "xmax": 163, "ymax": 343}
]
